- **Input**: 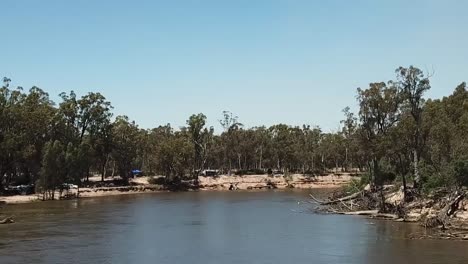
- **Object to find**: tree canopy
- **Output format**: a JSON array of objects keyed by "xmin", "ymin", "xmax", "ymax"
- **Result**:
[{"xmin": 0, "ymin": 66, "xmax": 467, "ymax": 198}]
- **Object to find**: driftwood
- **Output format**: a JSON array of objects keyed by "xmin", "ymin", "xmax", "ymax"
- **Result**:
[
  {"xmin": 310, "ymin": 186, "xmax": 468, "ymax": 240},
  {"xmin": 342, "ymin": 210, "xmax": 378, "ymax": 215},
  {"xmin": 340, "ymin": 210, "xmax": 398, "ymax": 219},
  {"xmin": 309, "ymin": 191, "xmax": 363, "ymax": 205},
  {"xmin": 0, "ymin": 217, "xmax": 14, "ymax": 224},
  {"xmin": 425, "ymin": 191, "xmax": 466, "ymax": 229}
]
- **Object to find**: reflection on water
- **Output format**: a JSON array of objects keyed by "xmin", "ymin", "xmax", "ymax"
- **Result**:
[{"xmin": 0, "ymin": 190, "xmax": 467, "ymax": 264}]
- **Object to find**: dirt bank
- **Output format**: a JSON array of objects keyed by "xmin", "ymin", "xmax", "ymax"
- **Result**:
[
  {"xmin": 312, "ymin": 185, "xmax": 468, "ymax": 240},
  {"xmin": 0, "ymin": 185, "xmax": 165, "ymax": 204},
  {"xmin": 0, "ymin": 173, "xmax": 358, "ymax": 204},
  {"xmin": 199, "ymin": 173, "xmax": 359, "ymax": 190}
]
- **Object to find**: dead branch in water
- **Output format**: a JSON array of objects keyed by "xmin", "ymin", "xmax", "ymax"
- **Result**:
[
  {"xmin": 309, "ymin": 191, "xmax": 363, "ymax": 205},
  {"xmin": 0, "ymin": 216, "xmax": 14, "ymax": 224}
]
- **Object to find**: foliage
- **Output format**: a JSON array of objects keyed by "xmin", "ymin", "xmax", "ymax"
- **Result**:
[{"xmin": 0, "ymin": 66, "xmax": 467, "ymax": 196}]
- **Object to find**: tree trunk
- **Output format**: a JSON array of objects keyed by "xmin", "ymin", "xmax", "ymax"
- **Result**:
[
  {"xmin": 373, "ymin": 158, "xmax": 382, "ymax": 187},
  {"xmin": 259, "ymin": 146, "xmax": 263, "ymax": 170},
  {"xmin": 0, "ymin": 167, "xmax": 4, "ymax": 193},
  {"xmin": 413, "ymin": 149, "xmax": 420, "ymax": 188},
  {"xmin": 345, "ymin": 147, "xmax": 349, "ymax": 172},
  {"xmin": 398, "ymin": 155, "xmax": 408, "ymax": 200},
  {"xmin": 111, "ymin": 161, "xmax": 116, "ymax": 177},
  {"xmin": 101, "ymin": 155, "xmax": 109, "ymax": 182}
]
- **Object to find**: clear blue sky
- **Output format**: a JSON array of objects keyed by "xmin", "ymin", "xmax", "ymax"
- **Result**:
[{"xmin": 2, "ymin": 0, "xmax": 467, "ymax": 132}]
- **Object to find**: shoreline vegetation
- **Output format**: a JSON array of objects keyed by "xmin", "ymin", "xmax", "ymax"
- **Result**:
[{"xmin": 1, "ymin": 66, "xmax": 468, "ymax": 240}]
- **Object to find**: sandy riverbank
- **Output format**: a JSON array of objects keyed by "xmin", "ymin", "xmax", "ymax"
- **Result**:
[
  {"xmin": 198, "ymin": 173, "xmax": 359, "ymax": 190},
  {"xmin": 0, "ymin": 173, "xmax": 358, "ymax": 204},
  {"xmin": 0, "ymin": 186, "xmax": 165, "ymax": 205}
]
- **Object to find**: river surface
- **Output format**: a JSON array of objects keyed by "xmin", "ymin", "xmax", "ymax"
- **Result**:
[{"xmin": 0, "ymin": 190, "xmax": 467, "ymax": 264}]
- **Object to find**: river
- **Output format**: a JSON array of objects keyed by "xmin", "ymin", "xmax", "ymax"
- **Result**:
[{"xmin": 0, "ymin": 190, "xmax": 467, "ymax": 264}]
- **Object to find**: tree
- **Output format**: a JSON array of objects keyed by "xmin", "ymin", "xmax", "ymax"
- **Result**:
[
  {"xmin": 0, "ymin": 80, "xmax": 24, "ymax": 190},
  {"xmin": 187, "ymin": 113, "xmax": 212, "ymax": 178},
  {"xmin": 157, "ymin": 130, "xmax": 193, "ymax": 180},
  {"xmin": 219, "ymin": 111, "xmax": 242, "ymax": 132},
  {"xmin": 38, "ymin": 140, "xmax": 66, "ymax": 200},
  {"xmin": 17, "ymin": 87, "xmax": 56, "ymax": 184},
  {"xmin": 396, "ymin": 66, "xmax": 431, "ymax": 188},
  {"xmin": 111, "ymin": 116, "xmax": 140, "ymax": 181},
  {"xmin": 0, "ymin": 68, "xmax": 465, "ymax": 196},
  {"xmin": 357, "ymin": 82, "xmax": 400, "ymax": 189},
  {"xmin": 341, "ymin": 107, "xmax": 358, "ymax": 171}
]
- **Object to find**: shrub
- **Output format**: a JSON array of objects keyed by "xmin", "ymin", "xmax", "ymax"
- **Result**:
[
  {"xmin": 421, "ymin": 163, "xmax": 456, "ymax": 193},
  {"xmin": 148, "ymin": 176, "xmax": 166, "ymax": 185},
  {"xmin": 343, "ymin": 178, "xmax": 363, "ymax": 194},
  {"xmin": 453, "ymin": 159, "xmax": 468, "ymax": 186},
  {"xmin": 234, "ymin": 169, "xmax": 266, "ymax": 176},
  {"xmin": 359, "ymin": 172, "xmax": 371, "ymax": 186}
]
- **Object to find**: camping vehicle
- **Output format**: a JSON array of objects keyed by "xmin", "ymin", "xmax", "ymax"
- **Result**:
[
  {"xmin": 5, "ymin": 184, "xmax": 35, "ymax": 195},
  {"xmin": 132, "ymin": 170, "xmax": 144, "ymax": 177},
  {"xmin": 200, "ymin": 170, "xmax": 219, "ymax": 177}
]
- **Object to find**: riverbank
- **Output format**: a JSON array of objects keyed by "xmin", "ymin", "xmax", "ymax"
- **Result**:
[
  {"xmin": 0, "ymin": 185, "xmax": 166, "ymax": 205},
  {"xmin": 0, "ymin": 173, "xmax": 357, "ymax": 204},
  {"xmin": 198, "ymin": 173, "xmax": 358, "ymax": 190},
  {"xmin": 311, "ymin": 185, "xmax": 468, "ymax": 240}
]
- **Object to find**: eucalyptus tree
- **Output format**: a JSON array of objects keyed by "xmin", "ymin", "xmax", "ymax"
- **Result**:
[
  {"xmin": 357, "ymin": 82, "xmax": 401, "ymax": 188},
  {"xmin": 269, "ymin": 124, "xmax": 297, "ymax": 172},
  {"xmin": 57, "ymin": 91, "xmax": 113, "ymax": 181},
  {"xmin": 0, "ymin": 80, "xmax": 24, "ymax": 189},
  {"xmin": 187, "ymin": 113, "xmax": 214, "ymax": 178},
  {"xmin": 111, "ymin": 116, "xmax": 140, "ymax": 181},
  {"xmin": 319, "ymin": 133, "xmax": 345, "ymax": 172},
  {"xmin": 420, "ymin": 83, "xmax": 468, "ymax": 189},
  {"xmin": 341, "ymin": 107, "xmax": 358, "ymax": 171},
  {"xmin": 301, "ymin": 125, "xmax": 322, "ymax": 173},
  {"xmin": 17, "ymin": 87, "xmax": 56, "ymax": 183},
  {"xmin": 252, "ymin": 126, "xmax": 272, "ymax": 170},
  {"xmin": 395, "ymin": 66, "xmax": 431, "ymax": 188},
  {"xmin": 39, "ymin": 140, "xmax": 66, "ymax": 200},
  {"xmin": 218, "ymin": 111, "xmax": 243, "ymax": 173},
  {"xmin": 157, "ymin": 130, "xmax": 193, "ymax": 179},
  {"xmin": 143, "ymin": 124, "xmax": 173, "ymax": 175}
]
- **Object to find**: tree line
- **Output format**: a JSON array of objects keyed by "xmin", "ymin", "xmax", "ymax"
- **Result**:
[{"xmin": 0, "ymin": 65, "xmax": 467, "ymax": 197}]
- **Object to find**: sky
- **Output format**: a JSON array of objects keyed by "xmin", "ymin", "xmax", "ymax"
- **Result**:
[{"xmin": 2, "ymin": 0, "xmax": 467, "ymax": 132}]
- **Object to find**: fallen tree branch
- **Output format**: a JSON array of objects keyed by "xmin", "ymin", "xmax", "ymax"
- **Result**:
[
  {"xmin": 425, "ymin": 191, "xmax": 465, "ymax": 229},
  {"xmin": 341, "ymin": 210, "xmax": 398, "ymax": 219},
  {"xmin": 342, "ymin": 210, "xmax": 378, "ymax": 216},
  {"xmin": 0, "ymin": 216, "xmax": 14, "ymax": 224},
  {"xmin": 310, "ymin": 191, "xmax": 363, "ymax": 205}
]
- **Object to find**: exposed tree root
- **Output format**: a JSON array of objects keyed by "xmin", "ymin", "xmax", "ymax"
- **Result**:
[
  {"xmin": 310, "ymin": 187, "xmax": 468, "ymax": 240},
  {"xmin": 424, "ymin": 191, "xmax": 465, "ymax": 229}
]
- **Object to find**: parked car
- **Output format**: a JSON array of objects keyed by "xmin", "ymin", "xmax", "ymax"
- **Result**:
[
  {"xmin": 200, "ymin": 170, "xmax": 219, "ymax": 177},
  {"xmin": 132, "ymin": 170, "xmax": 144, "ymax": 177},
  {"xmin": 6, "ymin": 184, "xmax": 35, "ymax": 195},
  {"xmin": 61, "ymin": 183, "xmax": 78, "ymax": 190}
]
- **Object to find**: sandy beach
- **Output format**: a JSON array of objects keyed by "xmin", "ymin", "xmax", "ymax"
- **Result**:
[
  {"xmin": 198, "ymin": 173, "xmax": 359, "ymax": 190},
  {"xmin": 0, "ymin": 173, "xmax": 358, "ymax": 204}
]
